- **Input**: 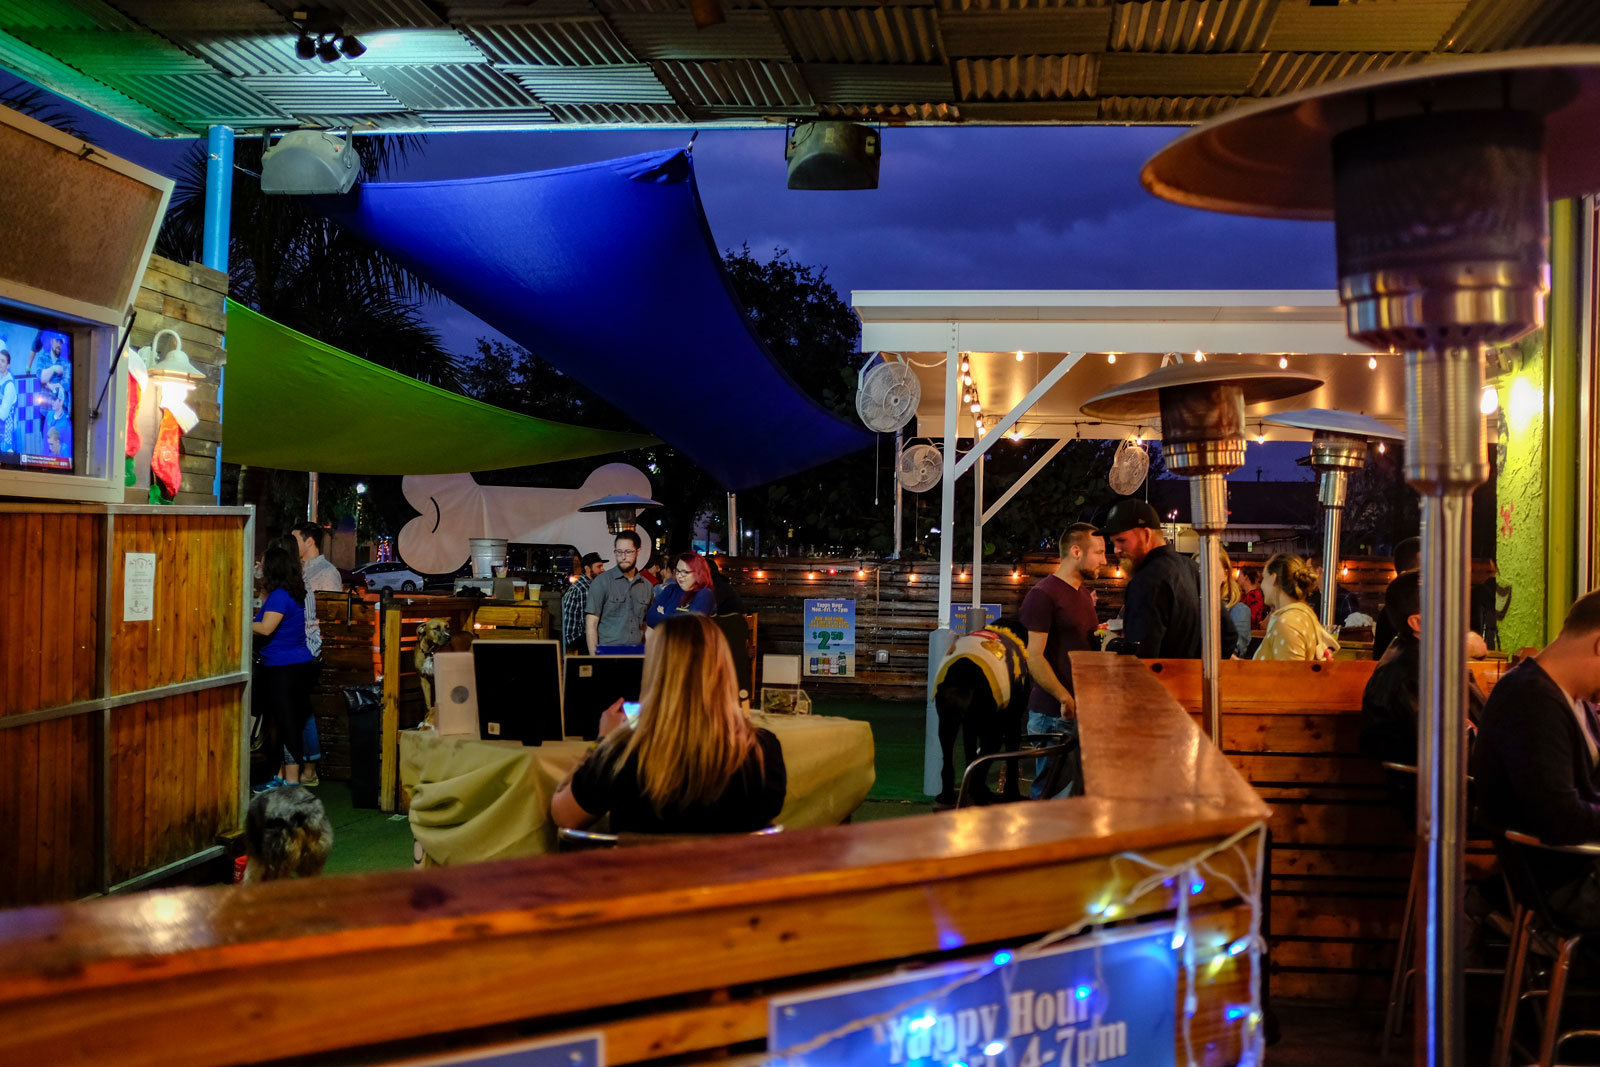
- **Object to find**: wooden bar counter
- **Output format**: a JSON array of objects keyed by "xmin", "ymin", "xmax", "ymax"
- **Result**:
[{"xmin": 0, "ymin": 653, "xmax": 1268, "ymax": 1067}]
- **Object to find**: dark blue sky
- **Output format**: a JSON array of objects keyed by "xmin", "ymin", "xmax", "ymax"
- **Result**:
[{"xmin": 5, "ymin": 72, "xmax": 1332, "ymax": 478}]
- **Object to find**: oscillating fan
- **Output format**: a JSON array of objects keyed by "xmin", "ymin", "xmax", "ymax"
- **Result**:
[
  {"xmin": 856, "ymin": 353, "xmax": 920, "ymax": 433},
  {"xmin": 1108, "ymin": 437, "xmax": 1150, "ymax": 495},
  {"xmin": 898, "ymin": 443, "xmax": 942, "ymax": 493}
]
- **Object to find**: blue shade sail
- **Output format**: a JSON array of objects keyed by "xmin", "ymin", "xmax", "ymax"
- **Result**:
[{"xmin": 315, "ymin": 149, "xmax": 872, "ymax": 490}]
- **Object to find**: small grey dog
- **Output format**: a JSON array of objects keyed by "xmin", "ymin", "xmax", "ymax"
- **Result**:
[{"xmin": 243, "ymin": 784, "xmax": 333, "ymax": 883}]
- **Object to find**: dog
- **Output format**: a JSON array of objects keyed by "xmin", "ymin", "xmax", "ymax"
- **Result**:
[
  {"xmin": 932, "ymin": 618, "xmax": 1031, "ymax": 808},
  {"xmin": 415, "ymin": 618, "xmax": 453, "ymax": 722},
  {"xmin": 243, "ymin": 784, "xmax": 332, "ymax": 883}
]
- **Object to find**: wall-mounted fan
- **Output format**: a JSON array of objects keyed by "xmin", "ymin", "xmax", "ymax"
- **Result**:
[
  {"xmin": 898, "ymin": 443, "xmax": 942, "ymax": 493},
  {"xmin": 856, "ymin": 352, "xmax": 920, "ymax": 433},
  {"xmin": 1108, "ymin": 437, "xmax": 1149, "ymax": 495}
]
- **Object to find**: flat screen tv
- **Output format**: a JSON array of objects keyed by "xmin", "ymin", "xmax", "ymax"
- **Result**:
[{"xmin": 0, "ymin": 308, "xmax": 76, "ymax": 474}]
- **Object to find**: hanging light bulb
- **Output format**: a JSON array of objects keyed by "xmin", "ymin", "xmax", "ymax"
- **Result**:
[
  {"xmin": 962, "ymin": 390, "xmax": 971, "ymax": 404},
  {"xmin": 1015, "ymin": 350, "xmax": 1025, "ymax": 362},
  {"xmin": 1106, "ymin": 353, "xmax": 1117, "ymax": 364},
  {"xmin": 1368, "ymin": 355, "xmax": 1379, "ymax": 370},
  {"xmin": 1194, "ymin": 350, "xmax": 1205, "ymax": 362},
  {"xmin": 969, "ymin": 401, "xmax": 981, "ymax": 414},
  {"xmin": 960, "ymin": 357, "xmax": 970, "ymax": 373},
  {"xmin": 1378, "ymin": 441, "xmax": 1387, "ymax": 454},
  {"xmin": 1009, "ymin": 429, "xmax": 1023, "ymax": 442},
  {"xmin": 1277, "ymin": 355, "xmax": 1289, "ymax": 369},
  {"xmin": 1255, "ymin": 428, "xmax": 1267, "ymax": 445},
  {"xmin": 962, "ymin": 373, "xmax": 972, "ymax": 386}
]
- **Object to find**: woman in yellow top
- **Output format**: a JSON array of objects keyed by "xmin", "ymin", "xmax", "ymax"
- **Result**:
[{"xmin": 1253, "ymin": 553, "xmax": 1340, "ymax": 662}]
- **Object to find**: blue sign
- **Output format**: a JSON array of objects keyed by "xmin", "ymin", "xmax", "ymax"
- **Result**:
[
  {"xmin": 769, "ymin": 925, "xmax": 1176, "ymax": 1067},
  {"xmin": 949, "ymin": 603, "xmax": 1004, "ymax": 632},
  {"xmin": 804, "ymin": 598, "xmax": 856, "ymax": 677},
  {"xmin": 396, "ymin": 1033, "xmax": 603, "ymax": 1067}
]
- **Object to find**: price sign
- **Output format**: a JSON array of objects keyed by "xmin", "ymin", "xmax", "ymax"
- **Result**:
[
  {"xmin": 769, "ymin": 924, "xmax": 1178, "ymax": 1067},
  {"xmin": 389, "ymin": 1033, "xmax": 602, "ymax": 1067},
  {"xmin": 803, "ymin": 598, "xmax": 856, "ymax": 677}
]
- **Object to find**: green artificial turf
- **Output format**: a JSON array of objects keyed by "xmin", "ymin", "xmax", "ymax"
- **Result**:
[
  {"xmin": 309, "ymin": 777, "xmax": 416, "ymax": 876},
  {"xmin": 808, "ymin": 697, "xmax": 929, "ymax": 802}
]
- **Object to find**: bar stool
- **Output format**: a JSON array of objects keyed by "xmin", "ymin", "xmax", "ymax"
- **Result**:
[
  {"xmin": 956, "ymin": 733, "xmax": 1079, "ymax": 807},
  {"xmin": 1490, "ymin": 830, "xmax": 1600, "ymax": 1067}
]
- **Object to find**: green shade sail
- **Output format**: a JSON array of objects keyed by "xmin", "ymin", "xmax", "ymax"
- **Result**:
[{"xmin": 220, "ymin": 301, "xmax": 656, "ymax": 474}]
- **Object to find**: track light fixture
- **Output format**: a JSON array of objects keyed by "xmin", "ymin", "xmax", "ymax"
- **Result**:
[{"xmin": 293, "ymin": 9, "xmax": 364, "ymax": 64}]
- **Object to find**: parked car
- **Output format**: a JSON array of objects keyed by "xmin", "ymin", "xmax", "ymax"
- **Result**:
[{"xmin": 356, "ymin": 561, "xmax": 429, "ymax": 593}]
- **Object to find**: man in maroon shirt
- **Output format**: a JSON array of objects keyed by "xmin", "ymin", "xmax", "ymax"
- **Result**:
[{"xmin": 1019, "ymin": 522, "xmax": 1105, "ymax": 798}]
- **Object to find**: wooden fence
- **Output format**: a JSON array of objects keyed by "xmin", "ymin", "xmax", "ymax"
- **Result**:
[
  {"xmin": 719, "ymin": 554, "xmax": 1486, "ymax": 699},
  {"xmin": 0, "ymin": 504, "xmax": 251, "ymax": 907}
]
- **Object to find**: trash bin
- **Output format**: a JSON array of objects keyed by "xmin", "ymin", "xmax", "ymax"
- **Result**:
[{"xmin": 342, "ymin": 684, "xmax": 383, "ymax": 809}]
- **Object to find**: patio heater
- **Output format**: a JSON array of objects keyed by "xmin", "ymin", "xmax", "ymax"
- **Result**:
[
  {"xmin": 1081, "ymin": 360, "xmax": 1321, "ymax": 742},
  {"xmin": 579, "ymin": 493, "xmax": 662, "ymax": 535},
  {"xmin": 1261, "ymin": 409, "xmax": 1406, "ymax": 633},
  {"xmin": 1141, "ymin": 49, "xmax": 1600, "ymax": 1066}
]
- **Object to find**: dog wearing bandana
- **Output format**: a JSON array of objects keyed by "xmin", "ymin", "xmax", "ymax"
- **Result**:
[{"xmin": 932, "ymin": 618, "xmax": 1031, "ymax": 807}]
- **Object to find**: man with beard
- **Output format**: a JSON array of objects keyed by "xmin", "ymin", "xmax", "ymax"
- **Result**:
[{"xmin": 1101, "ymin": 498, "xmax": 1201, "ymax": 659}]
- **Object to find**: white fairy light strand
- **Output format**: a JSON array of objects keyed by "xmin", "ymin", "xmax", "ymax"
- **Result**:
[{"xmin": 765, "ymin": 819, "xmax": 1269, "ymax": 1065}]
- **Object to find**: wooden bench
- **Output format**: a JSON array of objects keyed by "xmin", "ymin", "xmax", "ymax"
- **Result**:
[{"xmin": 1145, "ymin": 657, "xmax": 1507, "ymax": 1002}]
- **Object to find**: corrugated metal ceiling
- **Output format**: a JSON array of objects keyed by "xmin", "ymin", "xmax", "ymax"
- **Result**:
[{"xmin": 0, "ymin": 0, "xmax": 1592, "ymax": 133}]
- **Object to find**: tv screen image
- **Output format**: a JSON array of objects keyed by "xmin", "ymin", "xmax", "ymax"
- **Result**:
[{"xmin": 0, "ymin": 313, "xmax": 73, "ymax": 473}]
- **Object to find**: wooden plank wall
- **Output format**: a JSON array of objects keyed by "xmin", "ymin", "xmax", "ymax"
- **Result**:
[
  {"xmin": 721, "ymin": 555, "xmax": 1494, "ymax": 700},
  {"xmin": 1145, "ymin": 657, "xmax": 1507, "ymax": 1002},
  {"xmin": 0, "ymin": 507, "xmax": 248, "ymax": 907},
  {"xmin": 0, "ymin": 511, "xmax": 102, "ymax": 906},
  {"xmin": 129, "ymin": 254, "xmax": 226, "ymax": 506}
]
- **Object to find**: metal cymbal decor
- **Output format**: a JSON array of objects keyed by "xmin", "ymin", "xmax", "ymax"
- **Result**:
[
  {"xmin": 1263, "ymin": 409, "xmax": 1406, "ymax": 632},
  {"xmin": 1144, "ymin": 46, "xmax": 1600, "ymax": 1067},
  {"xmin": 1083, "ymin": 359, "xmax": 1322, "ymax": 744}
]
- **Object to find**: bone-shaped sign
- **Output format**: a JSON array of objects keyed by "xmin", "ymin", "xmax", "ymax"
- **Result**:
[{"xmin": 398, "ymin": 463, "xmax": 654, "ymax": 575}]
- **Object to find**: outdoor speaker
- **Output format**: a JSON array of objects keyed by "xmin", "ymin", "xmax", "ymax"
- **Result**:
[
  {"xmin": 785, "ymin": 121, "xmax": 880, "ymax": 191},
  {"xmin": 431, "ymin": 652, "xmax": 478, "ymax": 737},
  {"xmin": 260, "ymin": 129, "xmax": 359, "ymax": 195}
]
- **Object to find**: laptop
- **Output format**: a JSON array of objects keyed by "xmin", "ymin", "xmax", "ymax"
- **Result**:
[
  {"xmin": 471, "ymin": 638, "xmax": 563, "ymax": 745},
  {"xmin": 562, "ymin": 655, "xmax": 645, "ymax": 741}
]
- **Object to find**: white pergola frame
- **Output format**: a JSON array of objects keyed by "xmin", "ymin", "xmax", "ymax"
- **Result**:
[{"xmin": 854, "ymin": 290, "xmax": 1383, "ymax": 793}]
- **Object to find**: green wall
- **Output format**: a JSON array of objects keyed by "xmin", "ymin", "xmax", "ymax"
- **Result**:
[{"xmin": 1494, "ymin": 200, "xmax": 1585, "ymax": 653}]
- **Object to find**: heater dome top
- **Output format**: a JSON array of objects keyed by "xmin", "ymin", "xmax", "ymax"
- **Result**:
[
  {"xmin": 1262, "ymin": 408, "xmax": 1404, "ymax": 441},
  {"xmin": 1141, "ymin": 46, "xmax": 1600, "ymax": 222},
  {"xmin": 579, "ymin": 493, "xmax": 661, "ymax": 512},
  {"xmin": 1079, "ymin": 359, "xmax": 1322, "ymax": 421}
]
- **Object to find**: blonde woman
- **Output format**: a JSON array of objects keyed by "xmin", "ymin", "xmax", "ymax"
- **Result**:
[
  {"xmin": 553, "ymin": 614, "xmax": 786, "ymax": 833},
  {"xmin": 1253, "ymin": 553, "xmax": 1340, "ymax": 662},
  {"xmin": 1220, "ymin": 550, "xmax": 1251, "ymax": 658}
]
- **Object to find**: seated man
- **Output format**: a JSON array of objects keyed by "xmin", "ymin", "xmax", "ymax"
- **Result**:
[
  {"xmin": 1471, "ymin": 590, "xmax": 1600, "ymax": 924},
  {"xmin": 1360, "ymin": 571, "xmax": 1485, "ymax": 767}
]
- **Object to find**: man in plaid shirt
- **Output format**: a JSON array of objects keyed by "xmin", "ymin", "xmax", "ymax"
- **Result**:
[{"xmin": 562, "ymin": 552, "xmax": 608, "ymax": 654}]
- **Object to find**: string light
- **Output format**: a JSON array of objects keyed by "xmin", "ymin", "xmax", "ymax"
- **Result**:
[
  {"xmin": 962, "ymin": 390, "xmax": 971, "ymax": 404},
  {"xmin": 1194, "ymin": 350, "xmax": 1205, "ymax": 362},
  {"xmin": 1015, "ymin": 350, "xmax": 1025, "ymax": 362},
  {"xmin": 1277, "ymin": 356, "xmax": 1289, "ymax": 369},
  {"xmin": 1378, "ymin": 441, "xmax": 1387, "ymax": 454},
  {"xmin": 1368, "ymin": 355, "xmax": 1378, "ymax": 370},
  {"xmin": 1106, "ymin": 353, "xmax": 1117, "ymax": 364},
  {"xmin": 1255, "ymin": 428, "xmax": 1266, "ymax": 445},
  {"xmin": 1480, "ymin": 385, "xmax": 1499, "ymax": 415},
  {"xmin": 969, "ymin": 401, "xmax": 981, "ymax": 414},
  {"xmin": 1009, "ymin": 429, "xmax": 1024, "ymax": 442}
]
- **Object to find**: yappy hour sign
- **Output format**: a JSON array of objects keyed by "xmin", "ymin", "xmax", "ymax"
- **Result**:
[{"xmin": 768, "ymin": 925, "xmax": 1176, "ymax": 1067}]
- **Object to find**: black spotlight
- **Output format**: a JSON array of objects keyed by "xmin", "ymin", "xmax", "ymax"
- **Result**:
[
  {"xmin": 339, "ymin": 34, "xmax": 366, "ymax": 59},
  {"xmin": 316, "ymin": 36, "xmax": 340, "ymax": 62},
  {"xmin": 295, "ymin": 33, "xmax": 316, "ymax": 59}
]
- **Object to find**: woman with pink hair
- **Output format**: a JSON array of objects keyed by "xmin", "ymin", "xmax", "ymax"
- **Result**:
[{"xmin": 645, "ymin": 550, "xmax": 716, "ymax": 628}]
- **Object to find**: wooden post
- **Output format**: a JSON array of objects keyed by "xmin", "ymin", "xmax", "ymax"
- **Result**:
[{"xmin": 379, "ymin": 594, "xmax": 401, "ymax": 814}]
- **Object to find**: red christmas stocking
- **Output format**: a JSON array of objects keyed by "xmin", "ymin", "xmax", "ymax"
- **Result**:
[
  {"xmin": 151, "ymin": 409, "xmax": 182, "ymax": 498},
  {"xmin": 125, "ymin": 370, "xmax": 143, "ymax": 457}
]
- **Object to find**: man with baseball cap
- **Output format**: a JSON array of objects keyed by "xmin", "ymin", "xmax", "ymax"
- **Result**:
[
  {"xmin": 561, "ymin": 551, "xmax": 608, "ymax": 654},
  {"xmin": 1100, "ymin": 498, "xmax": 1202, "ymax": 659}
]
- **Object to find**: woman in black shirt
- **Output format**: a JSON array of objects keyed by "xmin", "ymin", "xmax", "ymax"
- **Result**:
[{"xmin": 552, "ymin": 614, "xmax": 786, "ymax": 834}]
